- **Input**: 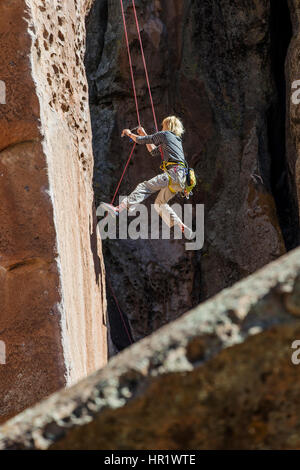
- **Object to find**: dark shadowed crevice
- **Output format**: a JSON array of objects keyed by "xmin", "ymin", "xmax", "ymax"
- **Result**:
[
  {"xmin": 106, "ymin": 278, "xmax": 134, "ymax": 353},
  {"xmin": 84, "ymin": 0, "xmax": 300, "ymax": 359},
  {"xmin": 85, "ymin": 0, "xmax": 108, "ymax": 105},
  {"xmin": 267, "ymin": 0, "xmax": 299, "ymax": 250}
]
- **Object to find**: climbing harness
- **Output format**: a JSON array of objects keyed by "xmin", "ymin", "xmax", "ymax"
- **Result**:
[
  {"xmin": 110, "ymin": 0, "xmax": 163, "ymax": 205},
  {"xmin": 160, "ymin": 161, "xmax": 185, "ymax": 194},
  {"xmin": 160, "ymin": 161, "xmax": 185, "ymax": 172},
  {"xmin": 107, "ymin": 0, "xmax": 164, "ymax": 346},
  {"xmin": 160, "ymin": 161, "xmax": 197, "ymax": 198},
  {"xmin": 113, "ymin": 0, "xmax": 197, "ymax": 205},
  {"xmin": 106, "ymin": 0, "xmax": 196, "ymax": 346}
]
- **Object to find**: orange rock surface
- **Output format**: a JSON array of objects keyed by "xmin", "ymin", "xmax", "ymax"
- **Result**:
[{"xmin": 0, "ymin": 0, "xmax": 107, "ymax": 424}]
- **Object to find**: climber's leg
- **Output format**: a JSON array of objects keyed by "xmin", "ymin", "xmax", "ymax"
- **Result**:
[
  {"xmin": 126, "ymin": 173, "xmax": 170, "ymax": 208},
  {"xmin": 154, "ymin": 184, "xmax": 182, "ymax": 228},
  {"xmin": 100, "ymin": 173, "xmax": 170, "ymax": 218},
  {"xmin": 154, "ymin": 184, "xmax": 195, "ymax": 239},
  {"xmin": 100, "ymin": 200, "xmax": 128, "ymax": 218}
]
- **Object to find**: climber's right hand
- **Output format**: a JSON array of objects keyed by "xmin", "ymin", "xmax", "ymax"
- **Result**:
[
  {"xmin": 137, "ymin": 126, "xmax": 147, "ymax": 136},
  {"xmin": 121, "ymin": 129, "xmax": 131, "ymax": 138}
]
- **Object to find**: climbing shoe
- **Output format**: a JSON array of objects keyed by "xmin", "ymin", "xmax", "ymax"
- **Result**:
[
  {"xmin": 180, "ymin": 223, "xmax": 196, "ymax": 240},
  {"xmin": 100, "ymin": 201, "xmax": 127, "ymax": 218}
]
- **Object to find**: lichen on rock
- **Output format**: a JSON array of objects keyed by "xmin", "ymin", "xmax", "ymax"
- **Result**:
[{"xmin": 1, "ymin": 246, "xmax": 300, "ymax": 450}]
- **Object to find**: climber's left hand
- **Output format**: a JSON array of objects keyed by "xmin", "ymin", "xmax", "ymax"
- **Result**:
[
  {"xmin": 121, "ymin": 129, "xmax": 131, "ymax": 138},
  {"xmin": 137, "ymin": 127, "xmax": 147, "ymax": 136}
]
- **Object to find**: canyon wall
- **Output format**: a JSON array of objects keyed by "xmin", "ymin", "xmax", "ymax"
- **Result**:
[
  {"xmin": 0, "ymin": 0, "xmax": 107, "ymax": 424},
  {"xmin": 1, "ymin": 245, "xmax": 300, "ymax": 450},
  {"xmin": 86, "ymin": 0, "xmax": 299, "ymax": 351},
  {"xmin": 1, "ymin": 0, "xmax": 300, "ymax": 447},
  {"xmin": 287, "ymin": 0, "xmax": 300, "ymax": 218}
]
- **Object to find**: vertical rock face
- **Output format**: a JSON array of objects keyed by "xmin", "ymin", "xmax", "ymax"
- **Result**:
[
  {"xmin": 86, "ymin": 0, "xmax": 298, "ymax": 351},
  {"xmin": 1, "ymin": 245, "xmax": 300, "ymax": 450},
  {"xmin": 0, "ymin": 0, "xmax": 107, "ymax": 424},
  {"xmin": 287, "ymin": 0, "xmax": 300, "ymax": 222}
]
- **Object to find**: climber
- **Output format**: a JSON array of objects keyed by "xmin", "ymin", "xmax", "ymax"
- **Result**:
[{"xmin": 100, "ymin": 116, "xmax": 195, "ymax": 239}]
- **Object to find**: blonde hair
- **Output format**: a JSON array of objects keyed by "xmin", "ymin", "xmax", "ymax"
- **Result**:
[{"xmin": 162, "ymin": 116, "xmax": 185, "ymax": 137}]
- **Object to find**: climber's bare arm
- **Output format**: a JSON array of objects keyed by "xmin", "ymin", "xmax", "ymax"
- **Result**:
[
  {"xmin": 137, "ymin": 127, "xmax": 156, "ymax": 153},
  {"xmin": 121, "ymin": 128, "xmax": 157, "ymax": 153},
  {"xmin": 121, "ymin": 128, "xmax": 138, "ymax": 142}
]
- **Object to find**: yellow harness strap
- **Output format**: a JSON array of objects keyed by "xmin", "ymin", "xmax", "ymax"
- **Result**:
[
  {"xmin": 168, "ymin": 178, "xmax": 177, "ymax": 193},
  {"xmin": 160, "ymin": 161, "xmax": 185, "ymax": 194}
]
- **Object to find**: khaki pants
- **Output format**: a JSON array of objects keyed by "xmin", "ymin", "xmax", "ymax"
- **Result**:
[{"xmin": 125, "ymin": 168, "xmax": 186, "ymax": 228}]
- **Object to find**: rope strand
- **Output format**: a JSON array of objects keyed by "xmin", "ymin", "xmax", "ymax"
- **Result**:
[
  {"xmin": 111, "ymin": 143, "xmax": 136, "ymax": 205},
  {"xmin": 131, "ymin": 0, "xmax": 158, "ymax": 132},
  {"xmin": 131, "ymin": 0, "xmax": 164, "ymax": 160},
  {"xmin": 120, "ymin": 0, "xmax": 141, "ymax": 126},
  {"xmin": 108, "ymin": 1, "xmax": 163, "ymax": 348},
  {"xmin": 107, "ymin": 276, "xmax": 133, "ymax": 345}
]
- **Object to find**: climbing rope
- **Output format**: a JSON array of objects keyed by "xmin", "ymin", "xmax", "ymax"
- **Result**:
[
  {"xmin": 131, "ymin": 0, "xmax": 159, "ymax": 133},
  {"xmin": 107, "ymin": 0, "xmax": 163, "ymax": 347},
  {"xmin": 131, "ymin": 0, "xmax": 164, "ymax": 160},
  {"xmin": 107, "ymin": 276, "xmax": 134, "ymax": 345},
  {"xmin": 111, "ymin": 143, "xmax": 136, "ymax": 206},
  {"xmin": 119, "ymin": 0, "xmax": 141, "ymax": 127},
  {"xmin": 113, "ymin": 0, "xmax": 163, "ymax": 207}
]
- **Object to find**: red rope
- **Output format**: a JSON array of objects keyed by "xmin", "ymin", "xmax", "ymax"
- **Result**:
[
  {"xmin": 120, "ymin": 0, "xmax": 141, "ymax": 126},
  {"xmin": 131, "ymin": 0, "xmax": 158, "ymax": 132},
  {"xmin": 131, "ymin": 0, "xmax": 164, "ymax": 160},
  {"xmin": 110, "ymin": 1, "xmax": 141, "ymax": 206},
  {"xmin": 107, "ymin": 2, "xmax": 163, "ymax": 347},
  {"xmin": 111, "ymin": 142, "xmax": 136, "ymax": 205},
  {"xmin": 107, "ymin": 276, "xmax": 133, "ymax": 345}
]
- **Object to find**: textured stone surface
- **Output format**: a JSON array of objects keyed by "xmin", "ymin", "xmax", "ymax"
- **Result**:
[
  {"xmin": 85, "ymin": 0, "xmax": 297, "ymax": 351},
  {"xmin": 1, "ymin": 246, "xmax": 300, "ymax": 450},
  {"xmin": 287, "ymin": 0, "xmax": 300, "ymax": 221},
  {"xmin": 0, "ymin": 0, "xmax": 107, "ymax": 424}
]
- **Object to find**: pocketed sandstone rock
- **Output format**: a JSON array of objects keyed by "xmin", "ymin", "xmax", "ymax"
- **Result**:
[{"xmin": 0, "ymin": 0, "xmax": 107, "ymax": 424}]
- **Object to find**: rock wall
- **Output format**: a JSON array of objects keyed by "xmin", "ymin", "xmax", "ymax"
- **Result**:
[
  {"xmin": 287, "ymin": 0, "xmax": 300, "ymax": 219},
  {"xmin": 0, "ymin": 0, "xmax": 107, "ymax": 424},
  {"xmin": 1, "ymin": 245, "xmax": 300, "ymax": 450},
  {"xmin": 86, "ymin": 0, "xmax": 299, "ymax": 351}
]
